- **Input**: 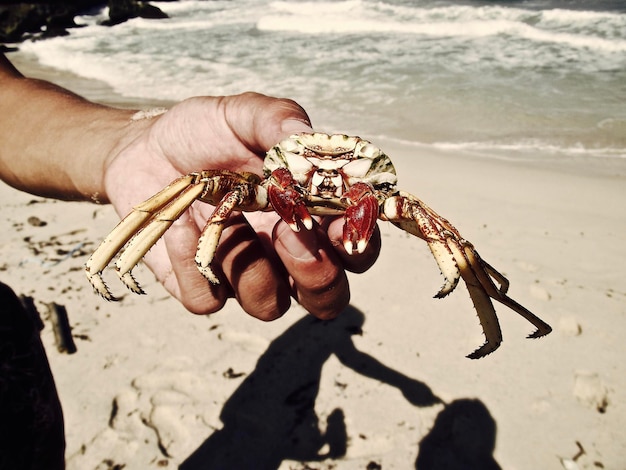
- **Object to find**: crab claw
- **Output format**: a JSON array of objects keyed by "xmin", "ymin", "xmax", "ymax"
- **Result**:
[
  {"xmin": 267, "ymin": 167, "xmax": 313, "ymax": 232},
  {"xmin": 341, "ymin": 182, "xmax": 380, "ymax": 255}
]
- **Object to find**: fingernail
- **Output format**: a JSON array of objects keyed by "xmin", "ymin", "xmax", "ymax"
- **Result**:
[
  {"xmin": 281, "ymin": 118, "xmax": 313, "ymax": 136},
  {"xmin": 277, "ymin": 223, "xmax": 318, "ymax": 261}
]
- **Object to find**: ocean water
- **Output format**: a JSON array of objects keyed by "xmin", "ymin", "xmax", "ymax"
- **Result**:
[{"xmin": 18, "ymin": 0, "xmax": 626, "ymax": 163}]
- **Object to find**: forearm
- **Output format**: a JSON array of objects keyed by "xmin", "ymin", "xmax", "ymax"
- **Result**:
[{"xmin": 0, "ymin": 55, "xmax": 148, "ymax": 202}]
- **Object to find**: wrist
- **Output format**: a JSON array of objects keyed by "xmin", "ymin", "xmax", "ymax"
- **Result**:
[
  {"xmin": 98, "ymin": 107, "xmax": 169, "ymax": 204},
  {"xmin": 78, "ymin": 107, "xmax": 157, "ymax": 204}
]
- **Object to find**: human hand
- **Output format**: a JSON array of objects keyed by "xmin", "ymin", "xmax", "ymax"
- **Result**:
[
  {"xmin": 104, "ymin": 93, "xmax": 381, "ymax": 320},
  {"xmin": 400, "ymin": 378, "xmax": 442, "ymax": 407}
]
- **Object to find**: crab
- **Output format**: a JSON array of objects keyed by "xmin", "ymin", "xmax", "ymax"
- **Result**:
[{"xmin": 85, "ymin": 132, "xmax": 551, "ymax": 358}]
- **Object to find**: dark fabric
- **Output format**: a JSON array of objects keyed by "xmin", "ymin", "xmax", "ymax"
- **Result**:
[{"xmin": 0, "ymin": 282, "xmax": 65, "ymax": 470}]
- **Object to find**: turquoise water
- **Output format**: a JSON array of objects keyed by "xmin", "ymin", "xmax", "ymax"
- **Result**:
[{"xmin": 20, "ymin": 0, "xmax": 626, "ymax": 162}]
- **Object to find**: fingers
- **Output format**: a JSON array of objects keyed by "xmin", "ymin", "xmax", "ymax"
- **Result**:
[
  {"xmin": 163, "ymin": 211, "xmax": 292, "ymax": 320},
  {"xmin": 273, "ymin": 221, "xmax": 351, "ymax": 320},
  {"xmin": 211, "ymin": 215, "xmax": 292, "ymax": 321},
  {"xmin": 162, "ymin": 211, "xmax": 230, "ymax": 314},
  {"xmin": 158, "ymin": 210, "xmax": 379, "ymax": 322},
  {"xmin": 269, "ymin": 217, "xmax": 380, "ymax": 320}
]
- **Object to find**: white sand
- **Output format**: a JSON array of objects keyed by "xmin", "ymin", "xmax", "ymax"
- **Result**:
[{"xmin": 2, "ymin": 50, "xmax": 626, "ymax": 469}]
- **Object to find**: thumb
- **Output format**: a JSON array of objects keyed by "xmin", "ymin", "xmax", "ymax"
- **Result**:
[
  {"xmin": 280, "ymin": 117, "xmax": 314, "ymax": 137},
  {"xmin": 226, "ymin": 92, "xmax": 314, "ymax": 152}
]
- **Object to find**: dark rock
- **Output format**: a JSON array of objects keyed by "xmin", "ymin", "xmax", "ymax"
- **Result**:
[
  {"xmin": 0, "ymin": 0, "xmax": 170, "ymax": 43},
  {"xmin": 103, "ymin": 0, "xmax": 168, "ymax": 26},
  {"xmin": 0, "ymin": 4, "xmax": 48, "ymax": 42},
  {"xmin": 0, "ymin": 1, "xmax": 100, "ymax": 42}
]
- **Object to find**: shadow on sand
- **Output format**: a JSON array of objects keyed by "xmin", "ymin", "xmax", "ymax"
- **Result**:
[
  {"xmin": 180, "ymin": 305, "xmax": 499, "ymax": 469},
  {"xmin": 416, "ymin": 398, "xmax": 501, "ymax": 470}
]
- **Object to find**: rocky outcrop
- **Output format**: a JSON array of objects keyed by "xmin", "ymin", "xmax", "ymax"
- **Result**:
[
  {"xmin": 0, "ymin": 0, "xmax": 170, "ymax": 43},
  {"xmin": 104, "ymin": 0, "xmax": 168, "ymax": 26}
]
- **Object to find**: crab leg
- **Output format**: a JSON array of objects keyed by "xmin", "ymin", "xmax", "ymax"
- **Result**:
[
  {"xmin": 463, "ymin": 244, "xmax": 552, "ymax": 339},
  {"xmin": 383, "ymin": 194, "xmax": 461, "ymax": 297},
  {"xmin": 382, "ymin": 191, "xmax": 550, "ymax": 358},
  {"xmin": 193, "ymin": 174, "xmax": 270, "ymax": 284},
  {"xmin": 194, "ymin": 189, "xmax": 242, "ymax": 284},
  {"xmin": 85, "ymin": 174, "xmax": 198, "ymax": 300},
  {"xmin": 116, "ymin": 183, "xmax": 206, "ymax": 295},
  {"xmin": 444, "ymin": 237, "xmax": 503, "ymax": 358}
]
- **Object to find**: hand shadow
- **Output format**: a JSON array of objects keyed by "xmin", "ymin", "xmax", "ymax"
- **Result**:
[
  {"xmin": 180, "ymin": 305, "xmax": 441, "ymax": 470},
  {"xmin": 416, "ymin": 398, "xmax": 501, "ymax": 470}
]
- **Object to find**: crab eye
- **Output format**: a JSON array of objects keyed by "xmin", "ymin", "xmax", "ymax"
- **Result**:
[{"xmin": 357, "ymin": 142, "xmax": 381, "ymax": 159}]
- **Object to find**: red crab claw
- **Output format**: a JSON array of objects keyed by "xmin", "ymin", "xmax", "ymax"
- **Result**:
[
  {"xmin": 341, "ymin": 182, "xmax": 380, "ymax": 255},
  {"xmin": 267, "ymin": 167, "xmax": 313, "ymax": 231}
]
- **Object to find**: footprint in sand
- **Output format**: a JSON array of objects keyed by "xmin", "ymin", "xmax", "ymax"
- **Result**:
[
  {"xmin": 103, "ymin": 361, "xmax": 221, "ymax": 461},
  {"xmin": 558, "ymin": 316, "xmax": 582, "ymax": 336},
  {"xmin": 573, "ymin": 371, "xmax": 609, "ymax": 413},
  {"xmin": 529, "ymin": 283, "xmax": 551, "ymax": 302},
  {"xmin": 516, "ymin": 261, "xmax": 540, "ymax": 273}
]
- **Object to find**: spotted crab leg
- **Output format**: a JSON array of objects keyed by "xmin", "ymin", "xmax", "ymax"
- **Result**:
[
  {"xmin": 85, "ymin": 174, "xmax": 199, "ymax": 300},
  {"xmin": 382, "ymin": 191, "xmax": 551, "ymax": 359},
  {"xmin": 383, "ymin": 192, "xmax": 461, "ymax": 297},
  {"xmin": 463, "ymin": 244, "xmax": 552, "ymax": 339},
  {"xmin": 195, "ymin": 189, "xmax": 248, "ymax": 284},
  {"xmin": 114, "ymin": 183, "xmax": 207, "ymax": 295},
  {"xmin": 442, "ymin": 235, "xmax": 504, "ymax": 358},
  {"xmin": 87, "ymin": 170, "xmax": 271, "ymax": 299}
]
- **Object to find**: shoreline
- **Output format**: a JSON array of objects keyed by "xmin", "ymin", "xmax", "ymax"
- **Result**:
[
  {"xmin": 6, "ymin": 49, "xmax": 174, "ymax": 109},
  {"xmin": 6, "ymin": 49, "xmax": 626, "ymax": 179},
  {"xmin": 7, "ymin": 48, "xmax": 626, "ymax": 179}
]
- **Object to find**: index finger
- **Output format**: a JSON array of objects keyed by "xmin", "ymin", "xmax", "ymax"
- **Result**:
[{"xmin": 273, "ymin": 221, "xmax": 350, "ymax": 320}]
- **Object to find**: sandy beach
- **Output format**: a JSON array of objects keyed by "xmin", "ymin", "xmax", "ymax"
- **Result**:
[{"xmin": 3, "ymin": 50, "xmax": 626, "ymax": 469}]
